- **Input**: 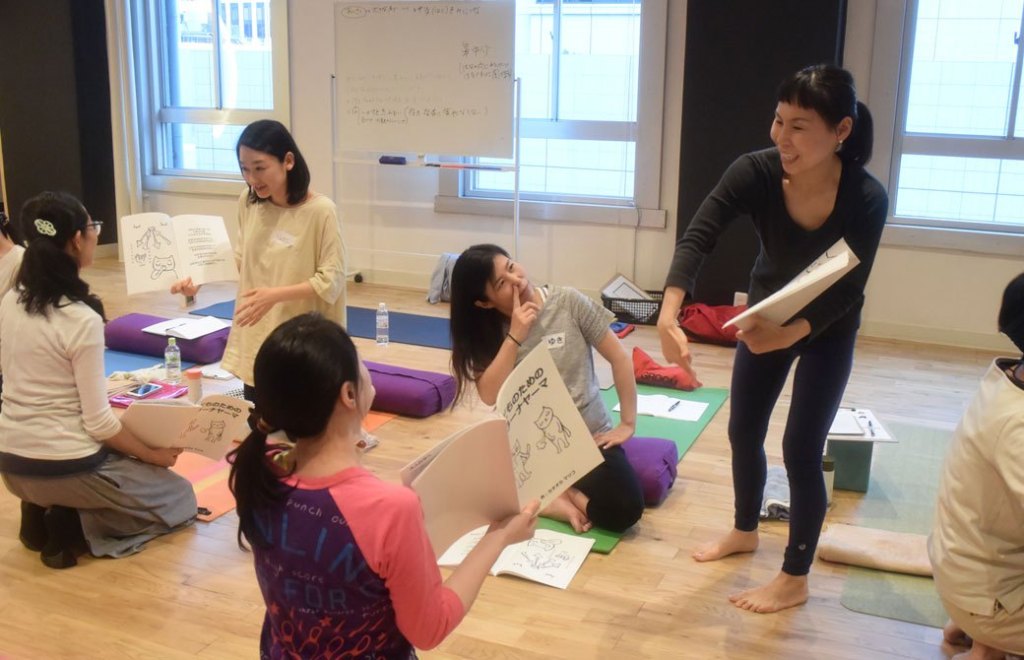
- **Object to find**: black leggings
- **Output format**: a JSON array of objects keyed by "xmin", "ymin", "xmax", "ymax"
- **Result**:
[
  {"xmin": 728, "ymin": 324, "xmax": 857, "ymax": 576},
  {"xmin": 573, "ymin": 444, "xmax": 645, "ymax": 533}
]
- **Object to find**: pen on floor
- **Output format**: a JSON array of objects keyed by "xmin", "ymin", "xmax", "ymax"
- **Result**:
[{"xmin": 866, "ymin": 419, "xmax": 876, "ymax": 437}]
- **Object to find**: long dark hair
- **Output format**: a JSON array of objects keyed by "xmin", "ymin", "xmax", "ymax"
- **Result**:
[
  {"xmin": 17, "ymin": 192, "xmax": 104, "ymax": 319},
  {"xmin": 228, "ymin": 313, "xmax": 361, "ymax": 549},
  {"xmin": 237, "ymin": 119, "xmax": 311, "ymax": 206},
  {"xmin": 777, "ymin": 64, "xmax": 874, "ymax": 167},
  {"xmin": 998, "ymin": 272, "xmax": 1024, "ymax": 353},
  {"xmin": 449, "ymin": 243, "xmax": 509, "ymax": 404}
]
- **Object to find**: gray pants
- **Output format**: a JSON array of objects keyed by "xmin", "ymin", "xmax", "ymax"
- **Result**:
[{"xmin": 3, "ymin": 454, "xmax": 197, "ymax": 557}]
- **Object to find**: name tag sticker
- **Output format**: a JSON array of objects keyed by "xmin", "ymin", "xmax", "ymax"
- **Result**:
[
  {"xmin": 543, "ymin": 333, "xmax": 566, "ymax": 349},
  {"xmin": 271, "ymin": 230, "xmax": 297, "ymax": 248}
]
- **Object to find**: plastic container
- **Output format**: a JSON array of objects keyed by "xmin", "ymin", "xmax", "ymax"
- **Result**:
[
  {"xmin": 823, "ymin": 455, "xmax": 836, "ymax": 506},
  {"xmin": 164, "ymin": 337, "xmax": 182, "ymax": 383},
  {"xmin": 185, "ymin": 367, "xmax": 203, "ymax": 404},
  {"xmin": 376, "ymin": 302, "xmax": 389, "ymax": 346}
]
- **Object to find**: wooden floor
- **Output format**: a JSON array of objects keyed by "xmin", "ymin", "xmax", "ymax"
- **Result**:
[{"xmin": 0, "ymin": 256, "xmax": 1002, "ymax": 659}]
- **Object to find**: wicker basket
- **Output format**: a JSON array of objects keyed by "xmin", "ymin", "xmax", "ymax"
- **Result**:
[{"xmin": 601, "ymin": 290, "xmax": 663, "ymax": 325}]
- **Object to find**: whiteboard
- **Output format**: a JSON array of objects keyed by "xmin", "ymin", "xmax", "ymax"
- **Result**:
[{"xmin": 335, "ymin": 1, "xmax": 515, "ymax": 157}]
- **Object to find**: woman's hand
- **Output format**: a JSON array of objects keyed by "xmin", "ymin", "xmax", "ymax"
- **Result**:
[
  {"xmin": 657, "ymin": 322, "xmax": 701, "ymax": 386},
  {"xmin": 144, "ymin": 447, "xmax": 184, "ymax": 468},
  {"xmin": 488, "ymin": 499, "xmax": 540, "ymax": 546},
  {"xmin": 170, "ymin": 277, "xmax": 200, "ymax": 298},
  {"xmin": 594, "ymin": 422, "xmax": 634, "ymax": 449},
  {"xmin": 736, "ymin": 315, "xmax": 810, "ymax": 354},
  {"xmin": 235, "ymin": 287, "xmax": 281, "ymax": 327},
  {"xmin": 507, "ymin": 286, "xmax": 539, "ymax": 345}
]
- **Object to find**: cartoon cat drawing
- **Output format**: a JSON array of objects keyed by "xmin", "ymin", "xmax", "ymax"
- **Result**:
[
  {"xmin": 151, "ymin": 255, "xmax": 178, "ymax": 280},
  {"xmin": 533, "ymin": 406, "xmax": 571, "ymax": 454}
]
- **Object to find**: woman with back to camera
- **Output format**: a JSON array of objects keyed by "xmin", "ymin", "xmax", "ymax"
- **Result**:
[
  {"xmin": 0, "ymin": 192, "xmax": 195, "ymax": 569},
  {"xmin": 658, "ymin": 64, "xmax": 889, "ymax": 613},
  {"xmin": 172, "ymin": 119, "xmax": 346, "ymax": 401},
  {"xmin": 229, "ymin": 312, "xmax": 539, "ymax": 657}
]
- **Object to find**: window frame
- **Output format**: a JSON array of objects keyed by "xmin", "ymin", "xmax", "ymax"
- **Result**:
[
  {"xmin": 434, "ymin": 0, "xmax": 668, "ymax": 228},
  {"xmin": 867, "ymin": 0, "xmax": 1024, "ymax": 255},
  {"xmin": 134, "ymin": 0, "xmax": 290, "ymax": 195}
]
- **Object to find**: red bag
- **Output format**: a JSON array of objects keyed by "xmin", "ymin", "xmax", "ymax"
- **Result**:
[
  {"xmin": 632, "ymin": 347, "xmax": 700, "ymax": 391},
  {"xmin": 679, "ymin": 303, "xmax": 747, "ymax": 346}
]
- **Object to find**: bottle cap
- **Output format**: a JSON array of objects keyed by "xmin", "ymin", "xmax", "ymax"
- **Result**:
[
  {"xmin": 822, "ymin": 456, "xmax": 835, "ymax": 471},
  {"xmin": 185, "ymin": 368, "xmax": 202, "ymax": 380},
  {"xmin": 168, "ymin": 337, "xmax": 177, "ymax": 346}
]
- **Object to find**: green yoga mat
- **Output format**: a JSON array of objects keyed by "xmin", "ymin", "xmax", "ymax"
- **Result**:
[
  {"xmin": 839, "ymin": 422, "xmax": 951, "ymax": 628},
  {"xmin": 600, "ymin": 385, "xmax": 729, "ymax": 459},
  {"xmin": 543, "ymin": 385, "xmax": 728, "ymax": 554}
]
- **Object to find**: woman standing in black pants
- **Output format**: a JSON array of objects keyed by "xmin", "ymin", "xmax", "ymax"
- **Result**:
[{"xmin": 658, "ymin": 64, "xmax": 889, "ymax": 613}]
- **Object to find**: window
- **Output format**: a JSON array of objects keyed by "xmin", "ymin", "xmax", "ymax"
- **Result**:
[
  {"xmin": 890, "ymin": 0, "xmax": 1024, "ymax": 232},
  {"xmin": 134, "ymin": 0, "xmax": 288, "ymax": 189},
  {"xmin": 439, "ymin": 0, "xmax": 667, "ymax": 225}
]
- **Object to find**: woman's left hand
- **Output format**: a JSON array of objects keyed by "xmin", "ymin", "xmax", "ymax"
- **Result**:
[
  {"xmin": 736, "ymin": 315, "xmax": 809, "ymax": 354},
  {"xmin": 235, "ymin": 288, "xmax": 281, "ymax": 327},
  {"xmin": 594, "ymin": 423, "xmax": 634, "ymax": 449}
]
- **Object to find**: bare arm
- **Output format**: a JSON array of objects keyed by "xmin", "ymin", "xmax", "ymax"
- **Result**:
[
  {"xmin": 443, "ymin": 501, "xmax": 539, "ymax": 609},
  {"xmin": 593, "ymin": 330, "xmax": 636, "ymax": 448},
  {"xmin": 474, "ymin": 287, "xmax": 539, "ymax": 406},
  {"xmin": 656, "ymin": 286, "xmax": 701, "ymax": 385},
  {"xmin": 103, "ymin": 428, "xmax": 182, "ymax": 467}
]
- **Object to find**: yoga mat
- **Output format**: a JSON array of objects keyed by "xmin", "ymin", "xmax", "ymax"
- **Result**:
[
  {"xmin": 104, "ymin": 349, "xmax": 195, "ymax": 376},
  {"xmin": 172, "ymin": 411, "xmax": 397, "ymax": 522},
  {"xmin": 839, "ymin": 422, "xmax": 951, "ymax": 628},
  {"xmin": 190, "ymin": 300, "xmax": 453, "ymax": 349},
  {"xmin": 536, "ymin": 517, "xmax": 623, "ymax": 554},
  {"xmin": 190, "ymin": 299, "xmax": 235, "ymax": 320},
  {"xmin": 600, "ymin": 385, "xmax": 729, "ymax": 459}
]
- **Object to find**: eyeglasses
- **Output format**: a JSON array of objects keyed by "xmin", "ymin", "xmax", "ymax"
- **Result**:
[{"xmin": 86, "ymin": 221, "xmax": 103, "ymax": 236}]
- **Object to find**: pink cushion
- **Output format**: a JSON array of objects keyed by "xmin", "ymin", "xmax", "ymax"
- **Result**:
[
  {"xmin": 104, "ymin": 313, "xmax": 229, "ymax": 365},
  {"xmin": 622, "ymin": 436, "xmax": 679, "ymax": 506},
  {"xmin": 365, "ymin": 361, "xmax": 455, "ymax": 418}
]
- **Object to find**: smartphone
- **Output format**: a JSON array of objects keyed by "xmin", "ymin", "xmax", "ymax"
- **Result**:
[{"xmin": 124, "ymin": 382, "xmax": 161, "ymax": 399}]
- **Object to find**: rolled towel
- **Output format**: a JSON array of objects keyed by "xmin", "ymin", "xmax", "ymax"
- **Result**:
[
  {"xmin": 818, "ymin": 523, "xmax": 932, "ymax": 577},
  {"xmin": 759, "ymin": 465, "xmax": 790, "ymax": 521}
]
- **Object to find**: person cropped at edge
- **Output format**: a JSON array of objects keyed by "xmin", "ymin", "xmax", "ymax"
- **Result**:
[
  {"xmin": 171, "ymin": 119, "xmax": 346, "ymax": 401},
  {"xmin": 929, "ymin": 273, "xmax": 1024, "ymax": 660},
  {"xmin": 657, "ymin": 64, "xmax": 889, "ymax": 613}
]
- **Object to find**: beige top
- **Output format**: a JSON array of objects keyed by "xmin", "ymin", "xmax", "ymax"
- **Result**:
[
  {"xmin": 0, "ymin": 244, "xmax": 24, "ymax": 299},
  {"xmin": 929, "ymin": 359, "xmax": 1024, "ymax": 617},
  {"xmin": 220, "ymin": 190, "xmax": 346, "ymax": 385}
]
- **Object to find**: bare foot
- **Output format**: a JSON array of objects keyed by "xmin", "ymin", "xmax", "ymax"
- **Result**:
[
  {"xmin": 565, "ymin": 487, "xmax": 591, "ymax": 521},
  {"xmin": 943, "ymin": 620, "xmax": 971, "ymax": 648},
  {"xmin": 541, "ymin": 492, "xmax": 591, "ymax": 533},
  {"xmin": 952, "ymin": 640, "xmax": 1012, "ymax": 660},
  {"xmin": 692, "ymin": 528, "xmax": 759, "ymax": 562},
  {"xmin": 728, "ymin": 571, "xmax": 809, "ymax": 614}
]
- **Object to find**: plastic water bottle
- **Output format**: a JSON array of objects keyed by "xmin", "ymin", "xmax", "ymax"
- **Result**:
[
  {"xmin": 376, "ymin": 302, "xmax": 389, "ymax": 346},
  {"xmin": 164, "ymin": 337, "xmax": 182, "ymax": 383}
]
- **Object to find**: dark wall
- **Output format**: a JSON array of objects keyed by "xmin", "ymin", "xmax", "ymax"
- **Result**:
[
  {"xmin": 677, "ymin": 0, "xmax": 847, "ymax": 304},
  {"xmin": 0, "ymin": 0, "xmax": 116, "ymax": 244}
]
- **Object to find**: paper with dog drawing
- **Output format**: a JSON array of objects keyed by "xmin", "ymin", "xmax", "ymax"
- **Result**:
[
  {"xmin": 401, "ymin": 344, "xmax": 603, "ymax": 558},
  {"xmin": 724, "ymin": 238, "xmax": 860, "ymax": 331},
  {"xmin": 121, "ymin": 394, "xmax": 253, "ymax": 459},
  {"xmin": 120, "ymin": 213, "xmax": 238, "ymax": 295},
  {"xmin": 437, "ymin": 526, "xmax": 595, "ymax": 589}
]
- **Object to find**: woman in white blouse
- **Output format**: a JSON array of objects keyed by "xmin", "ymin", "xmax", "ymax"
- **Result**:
[{"xmin": 0, "ymin": 192, "xmax": 196, "ymax": 569}]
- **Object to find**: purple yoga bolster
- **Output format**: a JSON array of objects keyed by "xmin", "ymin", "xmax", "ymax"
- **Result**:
[
  {"xmin": 104, "ymin": 313, "xmax": 230, "ymax": 365},
  {"xmin": 364, "ymin": 361, "xmax": 455, "ymax": 418},
  {"xmin": 622, "ymin": 436, "xmax": 679, "ymax": 506}
]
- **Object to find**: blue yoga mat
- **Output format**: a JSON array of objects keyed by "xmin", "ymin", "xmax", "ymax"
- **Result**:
[
  {"xmin": 104, "ymin": 349, "xmax": 195, "ymax": 376},
  {"xmin": 190, "ymin": 300, "xmax": 452, "ymax": 349}
]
